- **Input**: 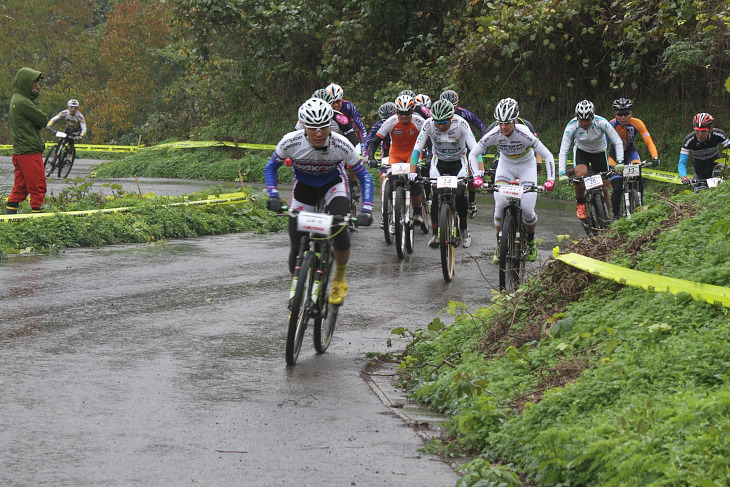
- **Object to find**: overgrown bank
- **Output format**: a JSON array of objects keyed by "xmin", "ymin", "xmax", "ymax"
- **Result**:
[{"xmin": 392, "ymin": 182, "xmax": 730, "ymax": 485}]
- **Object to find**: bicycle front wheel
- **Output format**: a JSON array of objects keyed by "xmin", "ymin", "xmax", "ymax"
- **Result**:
[
  {"xmin": 287, "ymin": 251, "xmax": 315, "ymax": 366},
  {"xmin": 44, "ymin": 145, "xmax": 59, "ymax": 177},
  {"xmin": 394, "ymin": 185, "xmax": 405, "ymax": 259},
  {"xmin": 499, "ymin": 210, "xmax": 520, "ymax": 291},
  {"xmin": 382, "ymin": 179, "xmax": 394, "ymax": 245},
  {"xmin": 439, "ymin": 202, "xmax": 455, "ymax": 282},
  {"xmin": 314, "ymin": 250, "xmax": 336, "ymax": 354},
  {"xmin": 591, "ymin": 193, "xmax": 610, "ymax": 230},
  {"xmin": 60, "ymin": 145, "xmax": 75, "ymax": 178}
]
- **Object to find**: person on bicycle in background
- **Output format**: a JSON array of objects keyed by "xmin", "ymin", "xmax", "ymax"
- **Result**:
[
  {"xmin": 440, "ymin": 89, "xmax": 488, "ymax": 219},
  {"xmin": 678, "ymin": 113, "xmax": 730, "ymax": 185},
  {"xmin": 412, "ymin": 99, "xmax": 481, "ymax": 249},
  {"xmin": 470, "ymin": 98, "xmax": 556, "ymax": 263},
  {"xmin": 326, "ymin": 83, "xmax": 368, "ymax": 156},
  {"xmin": 483, "ymin": 98, "xmax": 543, "ymax": 184},
  {"xmin": 558, "ymin": 100, "xmax": 624, "ymax": 221},
  {"xmin": 47, "ymin": 98, "xmax": 87, "ymax": 141},
  {"xmin": 414, "ymin": 94, "xmax": 432, "ymax": 120},
  {"xmin": 367, "ymin": 94, "xmax": 427, "ymax": 228},
  {"xmin": 606, "ymin": 98, "xmax": 660, "ymax": 219},
  {"xmin": 264, "ymin": 98, "xmax": 374, "ymax": 305},
  {"xmin": 364, "ymin": 102, "xmax": 395, "ymax": 158}
]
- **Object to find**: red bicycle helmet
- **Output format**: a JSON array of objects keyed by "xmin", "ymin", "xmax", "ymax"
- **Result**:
[{"xmin": 693, "ymin": 112, "xmax": 713, "ymax": 131}]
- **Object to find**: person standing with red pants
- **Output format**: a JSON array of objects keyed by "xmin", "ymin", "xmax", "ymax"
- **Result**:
[{"xmin": 7, "ymin": 67, "xmax": 47, "ymax": 214}]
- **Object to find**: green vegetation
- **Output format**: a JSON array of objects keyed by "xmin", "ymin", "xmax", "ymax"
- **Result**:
[
  {"xmin": 392, "ymin": 183, "xmax": 730, "ymax": 485},
  {"xmin": 0, "ymin": 178, "xmax": 284, "ymax": 259}
]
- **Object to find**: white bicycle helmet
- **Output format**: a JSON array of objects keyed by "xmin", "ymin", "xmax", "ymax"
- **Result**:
[
  {"xmin": 325, "ymin": 83, "xmax": 344, "ymax": 101},
  {"xmin": 414, "ymin": 94, "xmax": 432, "ymax": 108},
  {"xmin": 378, "ymin": 102, "xmax": 396, "ymax": 120},
  {"xmin": 398, "ymin": 89, "xmax": 416, "ymax": 98},
  {"xmin": 575, "ymin": 100, "xmax": 595, "ymax": 120},
  {"xmin": 494, "ymin": 98, "xmax": 519, "ymax": 123},
  {"xmin": 298, "ymin": 98, "xmax": 334, "ymax": 128},
  {"xmin": 612, "ymin": 98, "xmax": 633, "ymax": 111},
  {"xmin": 430, "ymin": 99, "xmax": 455, "ymax": 122},
  {"xmin": 312, "ymin": 88, "xmax": 334, "ymax": 105},
  {"xmin": 394, "ymin": 95, "xmax": 415, "ymax": 113},
  {"xmin": 67, "ymin": 99, "xmax": 79, "ymax": 108}
]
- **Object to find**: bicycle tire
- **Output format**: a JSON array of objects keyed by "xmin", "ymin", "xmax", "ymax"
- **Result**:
[
  {"xmin": 591, "ymin": 193, "xmax": 610, "ymax": 230},
  {"xmin": 313, "ymin": 248, "xmax": 336, "ymax": 354},
  {"xmin": 394, "ymin": 185, "xmax": 405, "ymax": 259},
  {"xmin": 405, "ymin": 188, "xmax": 415, "ymax": 255},
  {"xmin": 286, "ymin": 251, "xmax": 315, "ymax": 366},
  {"xmin": 628, "ymin": 188, "xmax": 638, "ymax": 216},
  {"xmin": 499, "ymin": 209, "xmax": 521, "ymax": 291},
  {"xmin": 44, "ymin": 145, "xmax": 60, "ymax": 177},
  {"xmin": 382, "ymin": 179, "xmax": 394, "ymax": 245},
  {"xmin": 349, "ymin": 179, "xmax": 359, "ymax": 229},
  {"xmin": 420, "ymin": 205, "xmax": 429, "ymax": 234},
  {"xmin": 59, "ymin": 145, "xmax": 75, "ymax": 178},
  {"xmin": 439, "ymin": 202, "xmax": 455, "ymax": 282}
]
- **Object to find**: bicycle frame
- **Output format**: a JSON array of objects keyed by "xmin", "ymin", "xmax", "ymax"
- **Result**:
[
  {"xmin": 431, "ymin": 174, "xmax": 468, "ymax": 282},
  {"xmin": 571, "ymin": 171, "xmax": 611, "ymax": 235}
]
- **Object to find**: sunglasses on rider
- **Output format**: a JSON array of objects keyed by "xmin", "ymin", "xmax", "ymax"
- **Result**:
[
  {"xmin": 616, "ymin": 111, "xmax": 631, "ymax": 116},
  {"xmin": 434, "ymin": 119, "xmax": 450, "ymax": 125},
  {"xmin": 398, "ymin": 110, "xmax": 414, "ymax": 116}
]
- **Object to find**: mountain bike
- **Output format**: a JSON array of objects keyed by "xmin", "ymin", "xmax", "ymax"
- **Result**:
[
  {"xmin": 379, "ymin": 158, "xmax": 395, "ymax": 245},
  {"xmin": 44, "ymin": 131, "xmax": 80, "ymax": 178},
  {"xmin": 387, "ymin": 162, "xmax": 417, "ymax": 259},
  {"xmin": 284, "ymin": 204, "xmax": 351, "ymax": 366},
  {"xmin": 616, "ymin": 161, "xmax": 651, "ymax": 220},
  {"xmin": 688, "ymin": 177, "xmax": 724, "ymax": 192},
  {"xmin": 430, "ymin": 174, "xmax": 470, "ymax": 282},
  {"xmin": 348, "ymin": 177, "xmax": 359, "ymax": 231},
  {"xmin": 488, "ymin": 183, "xmax": 542, "ymax": 291},
  {"xmin": 571, "ymin": 171, "xmax": 611, "ymax": 236}
]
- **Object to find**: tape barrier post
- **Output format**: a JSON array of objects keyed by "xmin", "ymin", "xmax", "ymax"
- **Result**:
[{"xmin": 555, "ymin": 251, "xmax": 730, "ymax": 308}]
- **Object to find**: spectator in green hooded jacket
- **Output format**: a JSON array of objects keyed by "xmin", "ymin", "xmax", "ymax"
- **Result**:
[{"xmin": 7, "ymin": 67, "xmax": 47, "ymax": 214}]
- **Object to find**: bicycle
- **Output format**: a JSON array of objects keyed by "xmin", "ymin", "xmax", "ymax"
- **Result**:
[
  {"xmin": 616, "ymin": 161, "xmax": 651, "ymax": 220},
  {"xmin": 284, "ymin": 204, "xmax": 351, "ymax": 366},
  {"xmin": 570, "ymin": 171, "xmax": 611, "ymax": 236},
  {"xmin": 688, "ymin": 177, "xmax": 724, "ymax": 192},
  {"xmin": 386, "ymin": 162, "xmax": 418, "ymax": 259},
  {"xmin": 44, "ymin": 131, "xmax": 80, "ymax": 178},
  {"xmin": 430, "ymin": 173, "xmax": 470, "ymax": 282},
  {"xmin": 348, "ymin": 177, "xmax": 360, "ymax": 231},
  {"xmin": 487, "ymin": 182, "xmax": 543, "ymax": 291}
]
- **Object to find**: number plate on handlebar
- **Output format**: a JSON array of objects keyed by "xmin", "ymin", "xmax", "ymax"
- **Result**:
[
  {"xmin": 623, "ymin": 165, "xmax": 640, "ymax": 177},
  {"xmin": 436, "ymin": 176, "xmax": 458, "ymax": 189},
  {"xmin": 390, "ymin": 163, "xmax": 411, "ymax": 175},
  {"xmin": 55, "ymin": 131, "xmax": 67, "ymax": 138},
  {"xmin": 706, "ymin": 177, "xmax": 722, "ymax": 188},
  {"xmin": 497, "ymin": 185, "xmax": 525, "ymax": 199},
  {"xmin": 584, "ymin": 174, "xmax": 603, "ymax": 190},
  {"xmin": 297, "ymin": 211, "xmax": 334, "ymax": 235}
]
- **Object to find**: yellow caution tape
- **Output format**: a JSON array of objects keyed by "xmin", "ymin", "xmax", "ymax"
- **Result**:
[
  {"xmin": 555, "ymin": 251, "xmax": 730, "ymax": 308},
  {"xmin": 0, "ymin": 191, "xmax": 249, "ymax": 223},
  {"xmin": 641, "ymin": 169, "xmax": 685, "ymax": 185}
]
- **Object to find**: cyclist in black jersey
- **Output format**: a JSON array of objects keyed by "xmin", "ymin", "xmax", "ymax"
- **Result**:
[{"xmin": 678, "ymin": 112, "xmax": 730, "ymax": 184}]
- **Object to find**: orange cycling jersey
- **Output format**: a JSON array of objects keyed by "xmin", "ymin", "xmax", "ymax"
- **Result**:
[
  {"xmin": 376, "ymin": 115, "xmax": 426, "ymax": 163},
  {"xmin": 608, "ymin": 117, "xmax": 658, "ymax": 165}
]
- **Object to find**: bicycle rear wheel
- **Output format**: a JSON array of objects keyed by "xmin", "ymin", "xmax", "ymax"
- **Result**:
[
  {"xmin": 59, "ymin": 146, "xmax": 75, "ymax": 178},
  {"xmin": 286, "ymin": 251, "xmax": 315, "ymax": 366},
  {"xmin": 44, "ymin": 146, "xmax": 59, "ymax": 177},
  {"xmin": 382, "ymin": 179, "xmax": 394, "ymax": 244},
  {"xmin": 499, "ymin": 210, "xmax": 521, "ymax": 291},
  {"xmin": 439, "ymin": 202, "xmax": 455, "ymax": 282},
  {"xmin": 394, "ymin": 185, "xmax": 405, "ymax": 259},
  {"xmin": 314, "ymin": 250, "xmax": 336, "ymax": 354}
]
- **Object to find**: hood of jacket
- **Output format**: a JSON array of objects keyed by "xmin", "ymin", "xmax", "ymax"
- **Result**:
[{"xmin": 14, "ymin": 67, "xmax": 43, "ymax": 101}]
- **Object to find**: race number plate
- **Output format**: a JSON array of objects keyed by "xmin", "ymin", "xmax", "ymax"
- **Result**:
[
  {"xmin": 623, "ymin": 165, "xmax": 640, "ymax": 177},
  {"xmin": 390, "ymin": 163, "xmax": 411, "ymax": 175},
  {"xmin": 706, "ymin": 177, "xmax": 722, "ymax": 188},
  {"xmin": 584, "ymin": 174, "xmax": 603, "ymax": 190},
  {"xmin": 498, "ymin": 185, "xmax": 525, "ymax": 199},
  {"xmin": 436, "ymin": 176, "xmax": 458, "ymax": 189},
  {"xmin": 297, "ymin": 211, "xmax": 334, "ymax": 235}
]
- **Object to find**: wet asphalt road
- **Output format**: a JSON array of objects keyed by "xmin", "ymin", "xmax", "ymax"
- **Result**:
[{"xmin": 0, "ymin": 158, "xmax": 584, "ymax": 485}]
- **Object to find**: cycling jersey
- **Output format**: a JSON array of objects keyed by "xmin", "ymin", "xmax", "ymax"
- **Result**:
[
  {"xmin": 411, "ymin": 115, "xmax": 478, "ymax": 172},
  {"xmin": 559, "ymin": 116, "xmax": 623, "ymax": 174},
  {"xmin": 264, "ymin": 130, "xmax": 373, "ymax": 211},
  {"xmin": 372, "ymin": 114, "xmax": 426, "ymax": 163},
  {"xmin": 338, "ymin": 100, "xmax": 367, "ymax": 142},
  {"xmin": 678, "ymin": 129, "xmax": 730, "ymax": 178},
  {"xmin": 415, "ymin": 106, "xmax": 431, "ymax": 120},
  {"xmin": 472, "ymin": 124, "xmax": 556, "ymax": 182},
  {"xmin": 608, "ymin": 117, "xmax": 658, "ymax": 164},
  {"xmin": 455, "ymin": 107, "xmax": 488, "ymax": 137},
  {"xmin": 364, "ymin": 120, "xmax": 390, "ymax": 153},
  {"xmin": 48, "ymin": 109, "xmax": 86, "ymax": 135}
]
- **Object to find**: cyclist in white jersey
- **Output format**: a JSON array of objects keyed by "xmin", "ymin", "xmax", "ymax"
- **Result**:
[
  {"xmin": 558, "ymin": 100, "xmax": 624, "ymax": 220},
  {"xmin": 411, "ymin": 99, "xmax": 481, "ymax": 248},
  {"xmin": 469, "ymin": 98, "xmax": 555, "ymax": 263},
  {"xmin": 47, "ymin": 98, "xmax": 86, "ymax": 138}
]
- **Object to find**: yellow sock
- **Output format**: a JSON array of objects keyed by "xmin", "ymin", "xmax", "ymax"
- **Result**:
[{"xmin": 334, "ymin": 263, "xmax": 348, "ymax": 282}]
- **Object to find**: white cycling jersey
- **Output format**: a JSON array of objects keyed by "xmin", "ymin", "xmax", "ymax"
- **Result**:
[
  {"xmin": 48, "ymin": 109, "xmax": 86, "ymax": 135},
  {"xmin": 413, "ymin": 115, "xmax": 479, "ymax": 172},
  {"xmin": 558, "ymin": 115, "xmax": 624, "ymax": 174}
]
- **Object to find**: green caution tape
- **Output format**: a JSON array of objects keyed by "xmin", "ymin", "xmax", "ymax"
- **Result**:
[
  {"xmin": 555, "ymin": 251, "xmax": 730, "ymax": 308},
  {"xmin": 0, "ymin": 191, "xmax": 249, "ymax": 223}
]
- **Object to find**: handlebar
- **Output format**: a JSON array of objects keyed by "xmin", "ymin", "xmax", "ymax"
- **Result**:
[{"xmin": 569, "ymin": 171, "xmax": 612, "ymax": 184}]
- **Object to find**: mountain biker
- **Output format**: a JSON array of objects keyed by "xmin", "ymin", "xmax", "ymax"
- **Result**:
[
  {"xmin": 469, "ymin": 98, "xmax": 556, "ymax": 263},
  {"xmin": 326, "ymin": 83, "xmax": 368, "ymax": 156},
  {"xmin": 440, "ymin": 89, "xmax": 488, "ymax": 218},
  {"xmin": 7, "ymin": 67, "xmax": 47, "ymax": 215},
  {"xmin": 367, "ymin": 94, "xmax": 427, "ymax": 228},
  {"xmin": 414, "ymin": 94, "xmax": 432, "ymax": 120},
  {"xmin": 264, "ymin": 98, "xmax": 374, "ymax": 305},
  {"xmin": 607, "ymin": 98, "xmax": 660, "ymax": 219},
  {"xmin": 558, "ymin": 100, "xmax": 624, "ymax": 221},
  {"xmin": 364, "ymin": 102, "xmax": 395, "ymax": 158},
  {"xmin": 411, "ymin": 98, "xmax": 481, "ymax": 249},
  {"xmin": 47, "ymin": 99, "xmax": 87, "ymax": 140},
  {"xmin": 678, "ymin": 113, "xmax": 730, "ymax": 185},
  {"xmin": 483, "ymin": 98, "xmax": 543, "ymax": 184}
]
